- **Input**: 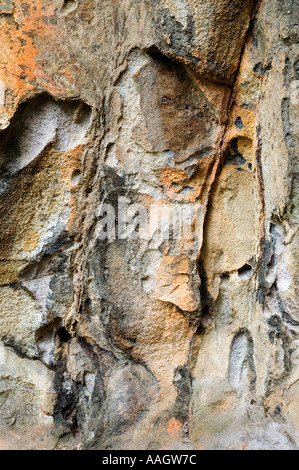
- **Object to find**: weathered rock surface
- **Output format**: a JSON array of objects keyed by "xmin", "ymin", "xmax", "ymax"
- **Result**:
[{"xmin": 0, "ymin": 0, "xmax": 298, "ymax": 450}]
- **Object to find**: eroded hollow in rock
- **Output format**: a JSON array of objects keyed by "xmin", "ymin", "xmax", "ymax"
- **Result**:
[
  {"xmin": 59, "ymin": 0, "xmax": 78, "ymax": 15},
  {"xmin": 238, "ymin": 264, "xmax": 254, "ymax": 281},
  {"xmin": 0, "ymin": 94, "xmax": 91, "ymax": 178}
]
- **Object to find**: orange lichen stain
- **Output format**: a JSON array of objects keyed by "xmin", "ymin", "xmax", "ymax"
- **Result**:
[
  {"xmin": 167, "ymin": 418, "xmax": 182, "ymax": 437},
  {"xmin": 160, "ymin": 168, "xmax": 189, "ymax": 189},
  {"xmin": 23, "ymin": 230, "xmax": 40, "ymax": 252},
  {"xmin": 160, "ymin": 168, "xmax": 201, "ymax": 202},
  {"xmin": 0, "ymin": 1, "xmax": 60, "ymax": 121},
  {"xmin": 159, "ymin": 157, "xmax": 217, "ymax": 203},
  {"xmin": 237, "ymin": 442, "xmax": 249, "ymax": 450}
]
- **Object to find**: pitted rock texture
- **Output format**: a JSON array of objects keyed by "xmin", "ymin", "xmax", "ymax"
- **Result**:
[{"xmin": 0, "ymin": 0, "xmax": 298, "ymax": 450}]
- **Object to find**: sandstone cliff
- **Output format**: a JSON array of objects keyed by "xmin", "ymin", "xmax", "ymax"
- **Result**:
[{"xmin": 0, "ymin": 0, "xmax": 298, "ymax": 450}]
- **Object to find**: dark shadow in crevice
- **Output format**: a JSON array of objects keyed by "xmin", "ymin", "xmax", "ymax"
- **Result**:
[{"xmin": 238, "ymin": 264, "xmax": 254, "ymax": 281}]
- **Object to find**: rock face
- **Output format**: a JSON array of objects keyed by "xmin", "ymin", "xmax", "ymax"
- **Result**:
[{"xmin": 0, "ymin": 0, "xmax": 298, "ymax": 450}]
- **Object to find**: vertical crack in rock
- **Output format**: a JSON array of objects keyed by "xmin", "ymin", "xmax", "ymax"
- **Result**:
[{"xmin": 185, "ymin": 2, "xmax": 258, "ymax": 438}]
